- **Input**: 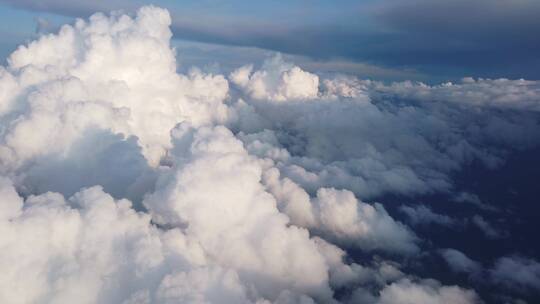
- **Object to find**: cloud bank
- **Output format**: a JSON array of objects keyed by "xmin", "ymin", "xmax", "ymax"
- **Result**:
[
  {"xmin": 3, "ymin": 0, "xmax": 540, "ymax": 79},
  {"xmin": 0, "ymin": 6, "xmax": 539, "ymax": 304}
]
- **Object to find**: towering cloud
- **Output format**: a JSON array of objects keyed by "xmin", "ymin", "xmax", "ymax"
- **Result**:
[
  {"xmin": 1, "ymin": 5, "xmax": 229, "ymax": 171},
  {"xmin": 0, "ymin": 5, "xmax": 538, "ymax": 304}
]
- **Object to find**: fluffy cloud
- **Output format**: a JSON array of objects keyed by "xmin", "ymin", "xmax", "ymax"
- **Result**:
[
  {"xmin": 490, "ymin": 256, "xmax": 540, "ymax": 293},
  {"xmin": 0, "ymin": 5, "xmax": 539, "ymax": 304},
  {"xmin": 376, "ymin": 279, "xmax": 480, "ymax": 304},
  {"xmin": 440, "ymin": 249, "xmax": 481, "ymax": 274},
  {"xmin": 310, "ymin": 188, "xmax": 418, "ymax": 254},
  {"xmin": 154, "ymin": 267, "xmax": 252, "ymax": 304},
  {"xmin": 0, "ymin": 171, "xmax": 330, "ymax": 303},
  {"xmin": 0, "ymin": 7, "xmax": 335, "ymax": 303},
  {"xmin": 263, "ymin": 168, "xmax": 419, "ymax": 254},
  {"xmin": 399, "ymin": 205, "xmax": 456, "ymax": 227},
  {"xmin": 0, "ymin": 182, "xmax": 167, "ymax": 304},
  {"xmin": 143, "ymin": 124, "xmax": 334, "ymax": 301},
  {"xmin": 369, "ymin": 77, "xmax": 540, "ymax": 112},
  {"xmin": 1, "ymin": 5, "xmax": 230, "ymax": 174},
  {"xmin": 230, "ymin": 55, "xmax": 320, "ymax": 102},
  {"xmin": 230, "ymin": 63, "xmax": 540, "ymax": 203}
]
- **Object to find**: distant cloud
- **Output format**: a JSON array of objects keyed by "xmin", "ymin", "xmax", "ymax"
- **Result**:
[
  {"xmin": 440, "ymin": 249, "xmax": 482, "ymax": 274},
  {"xmin": 369, "ymin": 78, "xmax": 540, "ymax": 112},
  {"xmin": 0, "ymin": 0, "xmax": 137, "ymax": 16},
  {"xmin": 399, "ymin": 205, "xmax": 457, "ymax": 227},
  {"xmin": 376, "ymin": 279, "xmax": 479, "ymax": 304},
  {"xmin": 452, "ymin": 192, "xmax": 499, "ymax": 212},
  {"xmin": 490, "ymin": 256, "xmax": 540, "ymax": 293},
  {"xmin": 472, "ymin": 215, "xmax": 503, "ymax": 239},
  {"xmin": 2, "ymin": 0, "xmax": 540, "ymax": 79}
]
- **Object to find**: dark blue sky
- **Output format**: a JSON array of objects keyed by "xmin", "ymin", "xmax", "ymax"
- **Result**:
[{"xmin": 1, "ymin": 0, "xmax": 539, "ymax": 81}]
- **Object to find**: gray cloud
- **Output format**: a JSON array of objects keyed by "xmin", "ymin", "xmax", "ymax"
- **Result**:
[
  {"xmin": 399, "ymin": 205, "xmax": 457, "ymax": 227},
  {"xmin": 2, "ymin": 0, "xmax": 540, "ymax": 79},
  {"xmin": 490, "ymin": 256, "xmax": 540, "ymax": 293},
  {"xmin": 0, "ymin": 0, "xmax": 137, "ymax": 16},
  {"xmin": 229, "ymin": 59, "xmax": 540, "ymax": 202},
  {"xmin": 440, "ymin": 249, "xmax": 482, "ymax": 274},
  {"xmin": 472, "ymin": 215, "xmax": 503, "ymax": 239}
]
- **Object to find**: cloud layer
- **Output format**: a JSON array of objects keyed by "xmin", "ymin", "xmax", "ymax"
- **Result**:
[
  {"xmin": 0, "ymin": 6, "xmax": 539, "ymax": 304},
  {"xmin": 2, "ymin": 0, "xmax": 540, "ymax": 79}
]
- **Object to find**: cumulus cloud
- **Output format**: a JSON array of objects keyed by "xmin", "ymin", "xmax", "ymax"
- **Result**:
[
  {"xmin": 376, "ymin": 279, "xmax": 480, "ymax": 304},
  {"xmin": 229, "ymin": 65, "xmax": 540, "ymax": 206},
  {"xmin": 313, "ymin": 237, "xmax": 404, "ymax": 290},
  {"xmin": 369, "ymin": 77, "xmax": 540, "ymax": 112},
  {"xmin": 490, "ymin": 256, "xmax": 540, "ymax": 293},
  {"xmin": 229, "ymin": 55, "xmax": 320, "ymax": 102},
  {"xmin": 1, "ymin": 5, "xmax": 229, "ymax": 173},
  {"xmin": 0, "ymin": 7, "xmax": 336, "ymax": 303},
  {"xmin": 310, "ymin": 189, "xmax": 418, "ymax": 254},
  {"xmin": 440, "ymin": 249, "xmax": 482, "ymax": 274},
  {"xmin": 347, "ymin": 276, "xmax": 481, "ymax": 304},
  {"xmin": 0, "ymin": 5, "xmax": 539, "ymax": 304},
  {"xmin": 143, "ymin": 124, "xmax": 334, "ymax": 301},
  {"xmin": 262, "ymin": 169, "xmax": 419, "ymax": 254},
  {"xmin": 1, "ymin": 182, "xmax": 165, "ymax": 304},
  {"xmin": 399, "ymin": 205, "xmax": 456, "ymax": 227}
]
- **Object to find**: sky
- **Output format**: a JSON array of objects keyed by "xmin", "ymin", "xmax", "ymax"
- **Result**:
[
  {"xmin": 0, "ymin": 2, "xmax": 540, "ymax": 304},
  {"xmin": 1, "ymin": 0, "xmax": 539, "ymax": 82}
]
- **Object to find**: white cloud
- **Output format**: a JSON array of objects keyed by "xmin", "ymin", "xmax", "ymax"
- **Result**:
[
  {"xmin": 155, "ymin": 267, "xmax": 251, "ymax": 304},
  {"xmin": 1, "ymin": 4, "xmax": 540, "ymax": 304},
  {"xmin": 230, "ymin": 65, "xmax": 540, "ymax": 202},
  {"xmin": 377, "ymin": 279, "xmax": 480, "ymax": 304},
  {"xmin": 0, "ymin": 171, "xmax": 329, "ymax": 303},
  {"xmin": 312, "ymin": 188, "xmax": 419, "ymax": 254},
  {"xmin": 1, "ymin": 5, "xmax": 230, "ymax": 172},
  {"xmin": 230, "ymin": 55, "xmax": 319, "ymax": 101},
  {"xmin": 263, "ymin": 168, "xmax": 419, "ymax": 254},
  {"xmin": 0, "ymin": 182, "xmax": 167, "ymax": 304},
  {"xmin": 143, "ymin": 124, "xmax": 334, "ymax": 301}
]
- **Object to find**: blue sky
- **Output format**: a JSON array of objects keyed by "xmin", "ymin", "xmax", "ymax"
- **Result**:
[{"xmin": 1, "ymin": 0, "xmax": 539, "ymax": 81}]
